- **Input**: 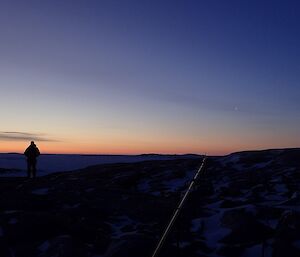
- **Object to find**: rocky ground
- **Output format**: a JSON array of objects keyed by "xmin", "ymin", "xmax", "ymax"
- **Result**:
[{"xmin": 0, "ymin": 149, "xmax": 300, "ymax": 257}]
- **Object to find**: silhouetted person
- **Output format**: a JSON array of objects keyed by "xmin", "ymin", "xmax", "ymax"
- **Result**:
[{"xmin": 24, "ymin": 141, "xmax": 40, "ymax": 178}]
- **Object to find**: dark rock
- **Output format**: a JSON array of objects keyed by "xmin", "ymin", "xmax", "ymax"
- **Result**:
[{"xmin": 1, "ymin": 149, "xmax": 300, "ymax": 256}]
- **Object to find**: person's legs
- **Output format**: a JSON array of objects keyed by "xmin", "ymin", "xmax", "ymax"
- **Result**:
[
  {"xmin": 32, "ymin": 160, "xmax": 37, "ymax": 178},
  {"xmin": 27, "ymin": 161, "xmax": 31, "ymax": 178}
]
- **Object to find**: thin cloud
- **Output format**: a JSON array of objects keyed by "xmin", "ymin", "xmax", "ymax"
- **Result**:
[{"xmin": 0, "ymin": 131, "xmax": 60, "ymax": 142}]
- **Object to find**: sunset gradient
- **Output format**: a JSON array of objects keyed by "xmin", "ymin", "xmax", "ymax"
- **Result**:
[{"xmin": 0, "ymin": 1, "xmax": 300, "ymax": 155}]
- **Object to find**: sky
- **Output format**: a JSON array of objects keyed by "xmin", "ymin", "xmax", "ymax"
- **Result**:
[{"xmin": 0, "ymin": 0, "xmax": 299, "ymax": 155}]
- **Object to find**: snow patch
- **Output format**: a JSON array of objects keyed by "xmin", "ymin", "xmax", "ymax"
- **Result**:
[
  {"xmin": 261, "ymin": 219, "xmax": 278, "ymax": 230},
  {"xmin": 38, "ymin": 240, "xmax": 50, "ymax": 252},
  {"xmin": 9, "ymin": 218, "xmax": 18, "ymax": 224},
  {"xmin": 4, "ymin": 210, "xmax": 19, "ymax": 214},
  {"xmin": 63, "ymin": 203, "xmax": 80, "ymax": 209},
  {"xmin": 241, "ymin": 244, "xmax": 262, "ymax": 257},
  {"xmin": 274, "ymin": 184, "xmax": 288, "ymax": 194},
  {"xmin": 150, "ymin": 191, "xmax": 161, "ymax": 196},
  {"xmin": 201, "ymin": 211, "xmax": 231, "ymax": 248},
  {"xmin": 191, "ymin": 218, "xmax": 204, "ymax": 233},
  {"xmin": 137, "ymin": 180, "xmax": 150, "ymax": 193},
  {"xmin": 32, "ymin": 188, "xmax": 49, "ymax": 195},
  {"xmin": 109, "ymin": 216, "xmax": 139, "ymax": 239},
  {"xmin": 163, "ymin": 170, "xmax": 194, "ymax": 192},
  {"xmin": 252, "ymin": 161, "xmax": 272, "ymax": 169},
  {"xmin": 220, "ymin": 154, "xmax": 241, "ymax": 165},
  {"xmin": 175, "ymin": 241, "xmax": 190, "ymax": 248},
  {"xmin": 293, "ymin": 240, "xmax": 300, "ymax": 249}
]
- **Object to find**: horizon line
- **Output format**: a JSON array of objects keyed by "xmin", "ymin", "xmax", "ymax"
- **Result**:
[{"xmin": 1, "ymin": 147, "xmax": 299, "ymax": 157}]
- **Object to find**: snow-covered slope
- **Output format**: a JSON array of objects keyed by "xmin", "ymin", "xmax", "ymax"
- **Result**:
[{"xmin": 1, "ymin": 149, "xmax": 300, "ymax": 257}]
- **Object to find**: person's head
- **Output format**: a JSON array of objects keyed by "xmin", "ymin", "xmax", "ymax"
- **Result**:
[{"xmin": 31, "ymin": 141, "xmax": 35, "ymax": 145}]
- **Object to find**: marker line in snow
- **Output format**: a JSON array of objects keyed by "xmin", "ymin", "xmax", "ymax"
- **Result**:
[{"xmin": 150, "ymin": 157, "xmax": 207, "ymax": 257}]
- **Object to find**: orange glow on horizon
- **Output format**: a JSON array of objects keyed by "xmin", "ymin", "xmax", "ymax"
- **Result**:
[
  {"xmin": 0, "ymin": 140, "xmax": 228, "ymax": 155},
  {"xmin": 0, "ymin": 139, "xmax": 298, "ymax": 156}
]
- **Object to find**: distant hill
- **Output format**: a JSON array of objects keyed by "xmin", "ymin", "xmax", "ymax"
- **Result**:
[{"xmin": 0, "ymin": 153, "xmax": 200, "ymax": 176}]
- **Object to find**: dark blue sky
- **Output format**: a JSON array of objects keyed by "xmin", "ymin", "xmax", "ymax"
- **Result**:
[{"xmin": 0, "ymin": 0, "xmax": 299, "ymax": 154}]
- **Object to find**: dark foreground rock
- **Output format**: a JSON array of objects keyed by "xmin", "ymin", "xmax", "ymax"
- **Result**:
[
  {"xmin": 0, "ymin": 158, "xmax": 201, "ymax": 257},
  {"xmin": 1, "ymin": 149, "xmax": 300, "ymax": 257}
]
